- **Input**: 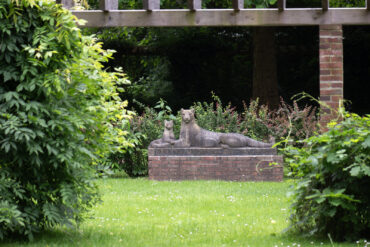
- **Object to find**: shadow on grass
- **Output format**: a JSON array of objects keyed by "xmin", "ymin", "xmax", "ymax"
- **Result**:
[{"xmin": 0, "ymin": 227, "xmax": 117, "ymax": 247}]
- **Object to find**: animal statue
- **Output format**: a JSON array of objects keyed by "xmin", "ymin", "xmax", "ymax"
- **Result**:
[
  {"xmin": 149, "ymin": 120, "xmax": 176, "ymax": 148},
  {"xmin": 173, "ymin": 109, "xmax": 273, "ymax": 148}
]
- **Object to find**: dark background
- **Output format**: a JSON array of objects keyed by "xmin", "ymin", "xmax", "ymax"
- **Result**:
[{"xmin": 85, "ymin": 0, "xmax": 369, "ymax": 114}]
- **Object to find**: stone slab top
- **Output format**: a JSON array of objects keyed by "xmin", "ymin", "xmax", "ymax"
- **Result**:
[{"xmin": 148, "ymin": 147, "xmax": 277, "ymax": 156}]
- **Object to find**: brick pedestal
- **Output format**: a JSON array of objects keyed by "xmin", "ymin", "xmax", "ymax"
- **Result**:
[
  {"xmin": 319, "ymin": 24, "xmax": 344, "ymax": 128},
  {"xmin": 148, "ymin": 148, "xmax": 283, "ymax": 182}
]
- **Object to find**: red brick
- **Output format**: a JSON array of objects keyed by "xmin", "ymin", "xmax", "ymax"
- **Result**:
[
  {"xmin": 320, "ymin": 75, "xmax": 343, "ymax": 82},
  {"xmin": 319, "ymin": 30, "xmax": 343, "ymax": 36},
  {"xmin": 321, "ymin": 108, "xmax": 331, "ymax": 114},
  {"xmin": 319, "ymin": 50, "xmax": 333, "ymax": 56},
  {"xmin": 319, "ymin": 43, "xmax": 330, "ymax": 49},
  {"xmin": 148, "ymin": 155, "xmax": 283, "ymax": 181},
  {"xmin": 326, "ymin": 102, "xmax": 340, "ymax": 109},
  {"xmin": 320, "ymin": 37, "xmax": 343, "ymax": 43},
  {"xmin": 320, "ymin": 82, "xmax": 332, "ymax": 88},
  {"xmin": 331, "ymin": 57, "xmax": 343, "ymax": 62},
  {"xmin": 320, "ymin": 24, "xmax": 342, "ymax": 30},
  {"xmin": 330, "ymin": 43, "xmax": 343, "ymax": 50},
  {"xmin": 320, "ymin": 88, "xmax": 343, "ymax": 95},
  {"xmin": 319, "ymin": 56, "xmax": 331, "ymax": 62},
  {"xmin": 331, "ymin": 95, "xmax": 343, "ymax": 102},
  {"xmin": 320, "ymin": 95, "xmax": 331, "ymax": 101},
  {"xmin": 320, "ymin": 50, "xmax": 343, "ymax": 57},
  {"xmin": 331, "ymin": 82, "xmax": 343, "ymax": 88},
  {"xmin": 319, "ymin": 30, "xmax": 334, "ymax": 36},
  {"xmin": 330, "ymin": 69, "xmax": 343, "ymax": 75},
  {"xmin": 320, "ymin": 69, "xmax": 331, "ymax": 75},
  {"xmin": 320, "ymin": 62, "xmax": 342, "ymax": 69}
]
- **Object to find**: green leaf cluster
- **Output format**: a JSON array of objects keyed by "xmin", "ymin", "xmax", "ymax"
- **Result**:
[
  {"xmin": 284, "ymin": 113, "xmax": 370, "ymax": 241},
  {"xmin": 0, "ymin": 0, "xmax": 130, "ymax": 240}
]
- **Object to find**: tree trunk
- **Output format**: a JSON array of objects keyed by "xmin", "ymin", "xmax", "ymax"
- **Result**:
[{"xmin": 252, "ymin": 27, "xmax": 279, "ymax": 109}]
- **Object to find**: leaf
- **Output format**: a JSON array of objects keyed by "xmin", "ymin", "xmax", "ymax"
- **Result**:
[
  {"xmin": 315, "ymin": 197, "xmax": 326, "ymax": 204},
  {"xmin": 328, "ymin": 198, "xmax": 342, "ymax": 207},
  {"xmin": 362, "ymin": 135, "xmax": 370, "ymax": 148},
  {"xmin": 350, "ymin": 166, "xmax": 361, "ymax": 177},
  {"xmin": 269, "ymin": 0, "xmax": 277, "ymax": 4},
  {"xmin": 326, "ymin": 208, "xmax": 336, "ymax": 217},
  {"xmin": 327, "ymin": 153, "xmax": 340, "ymax": 164}
]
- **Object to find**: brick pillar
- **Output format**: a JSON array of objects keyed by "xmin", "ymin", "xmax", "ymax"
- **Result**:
[{"xmin": 319, "ymin": 25, "xmax": 344, "ymax": 129}]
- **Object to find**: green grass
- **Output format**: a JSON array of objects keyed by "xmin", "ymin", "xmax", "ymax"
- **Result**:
[{"xmin": 3, "ymin": 179, "xmax": 360, "ymax": 247}]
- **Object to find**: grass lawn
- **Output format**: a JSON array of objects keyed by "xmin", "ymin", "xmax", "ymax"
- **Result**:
[{"xmin": 4, "ymin": 178, "xmax": 360, "ymax": 247}]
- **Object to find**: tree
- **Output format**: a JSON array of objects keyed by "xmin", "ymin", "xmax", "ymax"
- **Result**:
[
  {"xmin": 88, "ymin": 0, "xmax": 282, "ymax": 109},
  {"xmin": 252, "ymin": 26, "xmax": 280, "ymax": 109},
  {"xmin": 0, "ymin": 0, "xmax": 130, "ymax": 239},
  {"xmin": 86, "ymin": 0, "xmax": 370, "ymax": 115}
]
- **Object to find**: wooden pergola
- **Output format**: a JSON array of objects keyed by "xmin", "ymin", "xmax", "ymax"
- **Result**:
[{"xmin": 60, "ymin": 0, "xmax": 370, "ymax": 124}]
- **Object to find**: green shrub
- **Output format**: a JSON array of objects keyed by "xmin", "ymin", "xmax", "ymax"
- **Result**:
[
  {"xmin": 116, "ymin": 95, "xmax": 318, "ymax": 177},
  {"xmin": 0, "ymin": 0, "xmax": 130, "ymax": 240},
  {"xmin": 192, "ymin": 94, "xmax": 241, "ymax": 134},
  {"xmin": 193, "ymin": 94, "xmax": 318, "ymax": 144},
  {"xmin": 109, "ymin": 99, "xmax": 178, "ymax": 177},
  {"xmin": 284, "ymin": 113, "xmax": 370, "ymax": 241}
]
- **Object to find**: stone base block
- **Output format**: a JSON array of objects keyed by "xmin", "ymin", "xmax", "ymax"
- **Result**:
[{"xmin": 148, "ymin": 148, "xmax": 283, "ymax": 181}]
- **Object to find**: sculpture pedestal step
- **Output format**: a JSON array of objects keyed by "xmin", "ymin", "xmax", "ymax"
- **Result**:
[{"xmin": 148, "ymin": 148, "xmax": 283, "ymax": 182}]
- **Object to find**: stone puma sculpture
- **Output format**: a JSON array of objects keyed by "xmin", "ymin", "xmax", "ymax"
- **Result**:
[
  {"xmin": 173, "ymin": 109, "xmax": 273, "ymax": 148},
  {"xmin": 149, "ymin": 120, "xmax": 176, "ymax": 148}
]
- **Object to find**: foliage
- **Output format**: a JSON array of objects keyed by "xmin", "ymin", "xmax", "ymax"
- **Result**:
[
  {"xmin": 114, "ymin": 96, "xmax": 318, "ymax": 177},
  {"xmin": 329, "ymin": 0, "xmax": 365, "ymax": 7},
  {"xmin": 109, "ymin": 99, "xmax": 178, "ymax": 177},
  {"xmin": 0, "ymin": 0, "xmax": 130, "ymax": 240},
  {"xmin": 194, "ymin": 94, "xmax": 319, "ymax": 143},
  {"xmin": 85, "ymin": 0, "xmax": 321, "ymax": 111},
  {"xmin": 192, "ymin": 94, "xmax": 243, "ymax": 134},
  {"xmin": 270, "ymin": 99, "xmax": 319, "ymax": 146},
  {"xmin": 84, "ymin": 0, "xmax": 370, "ymax": 116},
  {"xmin": 284, "ymin": 113, "xmax": 370, "ymax": 241}
]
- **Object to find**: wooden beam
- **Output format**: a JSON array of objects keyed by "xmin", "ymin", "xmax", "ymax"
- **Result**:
[
  {"xmin": 277, "ymin": 0, "xmax": 285, "ymax": 12},
  {"xmin": 71, "ymin": 8, "xmax": 370, "ymax": 27},
  {"xmin": 367, "ymin": 0, "xmax": 370, "ymax": 10},
  {"xmin": 232, "ymin": 0, "xmax": 243, "ymax": 11},
  {"xmin": 100, "ymin": 0, "xmax": 118, "ymax": 11},
  {"xmin": 322, "ymin": 0, "xmax": 329, "ymax": 11},
  {"xmin": 187, "ymin": 0, "xmax": 201, "ymax": 11},
  {"xmin": 143, "ymin": 0, "xmax": 160, "ymax": 11},
  {"xmin": 56, "ymin": 0, "xmax": 74, "ymax": 9}
]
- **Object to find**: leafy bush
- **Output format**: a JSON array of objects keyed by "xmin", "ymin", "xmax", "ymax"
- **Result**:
[
  {"xmin": 0, "ymin": 0, "xmax": 130, "ymax": 240},
  {"xmin": 194, "ymin": 94, "xmax": 318, "ymax": 144},
  {"xmin": 110, "ymin": 99, "xmax": 178, "ymax": 177},
  {"xmin": 269, "ymin": 99, "xmax": 319, "ymax": 147},
  {"xmin": 192, "ymin": 94, "xmax": 243, "ymax": 134},
  {"xmin": 116, "ymin": 95, "xmax": 318, "ymax": 177},
  {"xmin": 284, "ymin": 113, "xmax": 370, "ymax": 241}
]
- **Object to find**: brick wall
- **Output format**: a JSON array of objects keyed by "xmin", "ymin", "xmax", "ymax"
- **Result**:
[
  {"xmin": 148, "ymin": 155, "xmax": 283, "ymax": 181},
  {"xmin": 319, "ymin": 24, "xmax": 344, "ymax": 128}
]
